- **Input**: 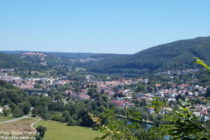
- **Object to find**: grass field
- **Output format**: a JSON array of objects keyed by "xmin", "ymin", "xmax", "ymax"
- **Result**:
[
  {"xmin": 35, "ymin": 120, "xmax": 104, "ymax": 140},
  {"xmin": 0, "ymin": 115, "xmax": 14, "ymax": 122}
]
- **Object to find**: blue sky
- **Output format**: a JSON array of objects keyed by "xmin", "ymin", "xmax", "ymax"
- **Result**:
[{"xmin": 0, "ymin": 0, "xmax": 210, "ymax": 54}]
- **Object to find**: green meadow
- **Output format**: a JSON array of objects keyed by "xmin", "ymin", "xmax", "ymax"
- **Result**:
[
  {"xmin": 0, "ymin": 115, "xmax": 14, "ymax": 122},
  {"xmin": 35, "ymin": 120, "xmax": 103, "ymax": 140}
]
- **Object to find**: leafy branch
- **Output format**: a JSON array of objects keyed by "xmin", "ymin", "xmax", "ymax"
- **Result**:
[{"xmin": 194, "ymin": 57, "xmax": 210, "ymax": 73}]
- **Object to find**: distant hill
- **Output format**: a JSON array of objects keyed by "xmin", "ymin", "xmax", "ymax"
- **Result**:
[
  {"xmin": 0, "ymin": 53, "xmax": 40, "ymax": 69},
  {"xmin": 1, "ymin": 37, "xmax": 210, "ymax": 75},
  {"xmin": 0, "ymin": 51, "xmax": 127, "ymax": 71},
  {"xmin": 1, "ymin": 51, "xmax": 127, "ymax": 60},
  {"xmin": 45, "ymin": 52, "xmax": 128, "ymax": 60},
  {"xmin": 88, "ymin": 36, "xmax": 210, "ymax": 74}
]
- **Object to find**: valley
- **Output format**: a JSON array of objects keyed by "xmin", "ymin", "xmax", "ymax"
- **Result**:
[{"xmin": 0, "ymin": 37, "xmax": 209, "ymax": 140}]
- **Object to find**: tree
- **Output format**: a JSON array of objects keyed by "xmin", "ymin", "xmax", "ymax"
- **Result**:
[
  {"xmin": 136, "ymin": 84, "xmax": 145, "ymax": 93},
  {"xmin": 62, "ymin": 111, "xmax": 70, "ymax": 122},
  {"xmin": 93, "ymin": 99, "xmax": 209, "ymax": 140},
  {"xmin": 87, "ymin": 87, "xmax": 97, "ymax": 98},
  {"xmin": 149, "ymin": 97, "xmax": 166, "ymax": 115},
  {"xmin": 36, "ymin": 125, "xmax": 47, "ymax": 139},
  {"xmin": 13, "ymin": 106, "xmax": 24, "ymax": 117},
  {"xmin": 195, "ymin": 58, "xmax": 210, "ymax": 98},
  {"xmin": 79, "ymin": 110, "xmax": 94, "ymax": 127},
  {"xmin": 167, "ymin": 99, "xmax": 209, "ymax": 139},
  {"xmin": 3, "ymin": 108, "xmax": 10, "ymax": 116},
  {"xmin": 205, "ymin": 87, "xmax": 210, "ymax": 98},
  {"xmin": 34, "ymin": 84, "xmax": 41, "ymax": 89},
  {"xmin": 67, "ymin": 116, "xmax": 77, "ymax": 126},
  {"xmin": 91, "ymin": 108, "xmax": 143, "ymax": 140},
  {"xmin": 20, "ymin": 102, "xmax": 31, "ymax": 115}
]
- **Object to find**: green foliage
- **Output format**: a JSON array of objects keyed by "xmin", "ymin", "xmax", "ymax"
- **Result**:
[
  {"xmin": 20, "ymin": 102, "xmax": 31, "ymax": 115},
  {"xmin": 167, "ymin": 99, "xmax": 209, "ymax": 139},
  {"xmin": 36, "ymin": 125, "xmax": 47, "ymax": 139},
  {"xmin": 206, "ymin": 87, "xmax": 210, "ymax": 98},
  {"xmin": 0, "ymin": 80, "xmax": 32, "ymax": 117},
  {"xmin": 94, "ymin": 99, "xmax": 209, "ymax": 140},
  {"xmin": 67, "ymin": 116, "xmax": 78, "ymax": 126},
  {"xmin": 3, "ymin": 108, "xmax": 10, "ymax": 116},
  {"xmin": 0, "ymin": 80, "xmax": 14, "ymax": 89},
  {"xmin": 13, "ymin": 106, "xmax": 24, "ymax": 117},
  {"xmin": 0, "ymin": 53, "xmax": 41, "ymax": 70},
  {"xmin": 0, "ymin": 80, "xmax": 111, "ymax": 128},
  {"xmin": 194, "ymin": 57, "xmax": 210, "ymax": 73},
  {"xmin": 88, "ymin": 37, "xmax": 210, "ymax": 75},
  {"xmin": 149, "ymin": 97, "xmax": 166, "ymax": 115},
  {"xmin": 194, "ymin": 58, "xmax": 210, "ymax": 98},
  {"xmin": 136, "ymin": 84, "xmax": 145, "ymax": 92},
  {"xmin": 87, "ymin": 87, "xmax": 97, "ymax": 98},
  {"xmin": 35, "ymin": 120, "xmax": 102, "ymax": 140},
  {"xmin": 92, "ymin": 108, "xmax": 144, "ymax": 140}
]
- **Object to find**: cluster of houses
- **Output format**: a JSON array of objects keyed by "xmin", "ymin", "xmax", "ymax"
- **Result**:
[
  {"xmin": 63, "ymin": 78, "xmax": 148, "ymax": 104},
  {"xmin": 157, "ymin": 84, "xmax": 207, "ymax": 98},
  {"xmin": 0, "ymin": 68, "xmax": 15, "ymax": 73},
  {"xmin": 63, "ymin": 77, "xmax": 209, "ymax": 120},
  {"xmin": 0, "ymin": 68, "xmax": 209, "ymax": 120},
  {"xmin": 64, "ymin": 89, "xmax": 91, "ymax": 100},
  {"xmin": 0, "ymin": 72, "xmax": 71, "ymax": 90},
  {"xmin": 21, "ymin": 52, "xmax": 46, "ymax": 56},
  {"xmin": 156, "ymin": 69, "xmax": 199, "ymax": 75}
]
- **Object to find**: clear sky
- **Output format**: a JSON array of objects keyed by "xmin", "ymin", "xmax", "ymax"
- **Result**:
[{"xmin": 0, "ymin": 0, "xmax": 210, "ymax": 54}]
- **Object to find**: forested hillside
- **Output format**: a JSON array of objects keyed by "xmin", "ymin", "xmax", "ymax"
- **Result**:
[
  {"xmin": 0, "ymin": 53, "xmax": 39, "ymax": 69},
  {"xmin": 88, "ymin": 37, "xmax": 210, "ymax": 74},
  {"xmin": 1, "ymin": 36, "xmax": 210, "ymax": 75}
]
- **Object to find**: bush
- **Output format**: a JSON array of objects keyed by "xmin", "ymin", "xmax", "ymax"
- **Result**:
[{"xmin": 67, "ymin": 117, "xmax": 78, "ymax": 126}]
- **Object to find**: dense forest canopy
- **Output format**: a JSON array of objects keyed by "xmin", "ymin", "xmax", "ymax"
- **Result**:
[
  {"xmin": 0, "ymin": 53, "xmax": 38, "ymax": 69},
  {"xmin": 87, "ymin": 37, "xmax": 210, "ymax": 74}
]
